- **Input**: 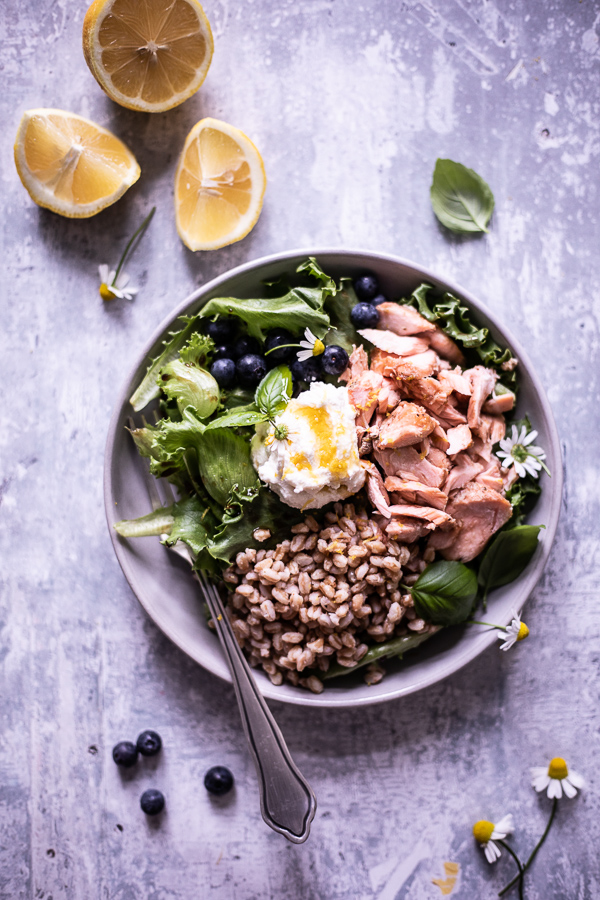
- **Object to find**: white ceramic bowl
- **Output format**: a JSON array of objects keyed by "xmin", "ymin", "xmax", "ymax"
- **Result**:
[{"xmin": 104, "ymin": 249, "xmax": 562, "ymax": 708}]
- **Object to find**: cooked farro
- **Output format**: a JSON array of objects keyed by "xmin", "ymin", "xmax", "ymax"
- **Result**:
[{"xmin": 218, "ymin": 502, "xmax": 437, "ymax": 692}]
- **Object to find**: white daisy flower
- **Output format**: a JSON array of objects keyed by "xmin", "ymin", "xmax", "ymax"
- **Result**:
[
  {"xmin": 98, "ymin": 264, "xmax": 138, "ymax": 301},
  {"xmin": 531, "ymin": 758, "xmax": 584, "ymax": 799},
  {"xmin": 297, "ymin": 328, "xmax": 325, "ymax": 361},
  {"xmin": 497, "ymin": 424, "xmax": 547, "ymax": 479},
  {"xmin": 96, "ymin": 207, "xmax": 155, "ymax": 302},
  {"xmin": 498, "ymin": 615, "xmax": 529, "ymax": 651},
  {"xmin": 472, "ymin": 814, "xmax": 515, "ymax": 863}
]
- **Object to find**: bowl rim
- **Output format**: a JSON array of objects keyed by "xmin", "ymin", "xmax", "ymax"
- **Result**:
[{"xmin": 104, "ymin": 247, "xmax": 562, "ymax": 708}]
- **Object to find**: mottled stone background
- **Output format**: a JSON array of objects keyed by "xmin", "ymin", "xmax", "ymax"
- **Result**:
[{"xmin": 2, "ymin": 1, "xmax": 600, "ymax": 897}]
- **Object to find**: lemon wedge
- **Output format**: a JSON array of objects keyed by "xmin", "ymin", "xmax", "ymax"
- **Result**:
[
  {"xmin": 14, "ymin": 109, "xmax": 140, "ymax": 218},
  {"xmin": 174, "ymin": 118, "xmax": 267, "ymax": 251},
  {"xmin": 83, "ymin": 0, "xmax": 213, "ymax": 113}
]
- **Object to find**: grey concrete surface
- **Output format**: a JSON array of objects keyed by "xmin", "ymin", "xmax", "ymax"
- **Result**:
[{"xmin": 2, "ymin": 1, "xmax": 600, "ymax": 898}]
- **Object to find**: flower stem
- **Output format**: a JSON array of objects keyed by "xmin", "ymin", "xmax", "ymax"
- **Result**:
[
  {"xmin": 264, "ymin": 343, "xmax": 301, "ymax": 356},
  {"xmin": 470, "ymin": 620, "xmax": 506, "ymax": 631},
  {"xmin": 529, "ymin": 454, "xmax": 551, "ymax": 477},
  {"xmin": 112, "ymin": 206, "xmax": 156, "ymax": 285},
  {"xmin": 498, "ymin": 799, "xmax": 558, "ymax": 897},
  {"xmin": 496, "ymin": 841, "xmax": 524, "ymax": 900}
]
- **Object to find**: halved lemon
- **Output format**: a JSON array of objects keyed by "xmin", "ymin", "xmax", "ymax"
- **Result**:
[
  {"xmin": 83, "ymin": 0, "xmax": 214, "ymax": 113},
  {"xmin": 174, "ymin": 118, "xmax": 267, "ymax": 251},
  {"xmin": 14, "ymin": 109, "xmax": 140, "ymax": 218}
]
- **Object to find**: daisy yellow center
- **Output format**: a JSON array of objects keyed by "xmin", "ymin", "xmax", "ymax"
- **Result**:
[
  {"xmin": 472, "ymin": 820, "xmax": 494, "ymax": 844},
  {"xmin": 517, "ymin": 622, "xmax": 529, "ymax": 641},
  {"xmin": 548, "ymin": 757, "xmax": 568, "ymax": 780},
  {"xmin": 511, "ymin": 444, "xmax": 529, "ymax": 462},
  {"xmin": 99, "ymin": 283, "xmax": 116, "ymax": 301},
  {"xmin": 313, "ymin": 339, "xmax": 325, "ymax": 357}
]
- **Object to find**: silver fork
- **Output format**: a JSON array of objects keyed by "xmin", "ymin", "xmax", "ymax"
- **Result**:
[{"xmin": 134, "ymin": 425, "xmax": 317, "ymax": 843}]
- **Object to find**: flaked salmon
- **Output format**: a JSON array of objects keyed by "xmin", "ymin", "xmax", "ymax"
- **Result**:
[
  {"xmin": 376, "ymin": 402, "xmax": 438, "ymax": 449},
  {"xmin": 376, "ymin": 301, "xmax": 435, "ymax": 335},
  {"xmin": 358, "ymin": 329, "xmax": 429, "ymax": 357},
  {"xmin": 446, "ymin": 424, "xmax": 473, "ymax": 456},
  {"xmin": 384, "ymin": 476, "xmax": 448, "ymax": 510},
  {"xmin": 374, "ymin": 446, "xmax": 448, "ymax": 489},
  {"xmin": 339, "ymin": 344, "xmax": 369, "ymax": 383},
  {"xmin": 428, "ymin": 481, "xmax": 512, "ymax": 562}
]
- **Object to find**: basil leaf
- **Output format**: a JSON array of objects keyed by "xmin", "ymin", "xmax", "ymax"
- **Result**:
[
  {"xmin": 431, "ymin": 159, "xmax": 495, "ymax": 234},
  {"xmin": 410, "ymin": 560, "xmax": 477, "ymax": 626},
  {"xmin": 204, "ymin": 405, "xmax": 267, "ymax": 431},
  {"xmin": 255, "ymin": 365, "xmax": 292, "ymax": 418},
  {"xmin": 324, "ymin": 630, "xmax": 436, "ymax": 680},
  {"xmin": 478, "ymin": 525, "xmax": 542, "ymax": 598}
]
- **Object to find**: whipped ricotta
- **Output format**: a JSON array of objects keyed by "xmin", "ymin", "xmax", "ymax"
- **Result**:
[{"xmin": 251, "ymin": 382, "xmax": 365, "ymax": 509}]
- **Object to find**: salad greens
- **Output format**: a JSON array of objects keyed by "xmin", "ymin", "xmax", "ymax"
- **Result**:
[
  {"xmin": 477, "ymin": 525, "xmax": 543, "ymax": 603},
  {"xmin": 199, "ymin": 287, "xmax": 330, "ymax": 341},
  {"xmin": 430, "ymin": 158, "xmax": 495, "ymax": 234},
  {"xmin": 116, "ymin": 257, "xmax": 545, "ymax": 687},
  {"xmin": 400, "ymin": 283, "xmax": 516, "ymax": 386},
  {"xmin": 325, "ymin": 630, "xmax": 436, "ymax": 680},
  {"xmin": 409, "ymin": 561, "xmax": 478, "ymax": 626}
]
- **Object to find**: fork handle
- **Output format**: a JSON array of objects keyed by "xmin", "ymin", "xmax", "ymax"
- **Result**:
[{"xmin": 198, "ymin": 575, "xmax": 317, "ymax": 843}]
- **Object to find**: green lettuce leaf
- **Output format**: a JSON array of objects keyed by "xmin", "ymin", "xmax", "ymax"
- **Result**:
[
  {"xmin": 323, "ymin": 277, "xmax": 361, "ymax": 354},
  {"xmin": 295, "ymin": 257, "xmax": 337, "ymax": 298},
  {"xmin": 130, "ymin": 316, "xmax": 200, "ymax": 411},
  {"xmin": 129, "ymin": 411, "xmax": 205, "ymax": 477},
  {"xmin": 179, "ymin": 332, "xmax": 215, "ymax": 367},
  {"xmin": 207, "ymin": 484, "xmax": 304, "ymax": 563},
  {"xmin": 160, "ymin": 359, "xmax": 220, "ymax": 419},
  {"xmin": 195, "ymin": 429, "xmax": 257, "ymax": 506},
  {"xmin": 114, "ymin": 495, "xmax": 218, "ymax": 559},
  {"xmin": 165, "ymin": 496, "xmax": 219, "ymax": 557},
  {"xmin": 199, "ymin": 289, "xmax": 330, "ymax": 341},
  {"xmin": 324, "ymin": 630, "xmax": 437, "ymax": 680},
  {"xmin": 399, "ymin": 284, "xmax": 514, "ymax": 379}
]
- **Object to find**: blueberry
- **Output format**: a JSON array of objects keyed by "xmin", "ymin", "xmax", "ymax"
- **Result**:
[
  {"xmin": 291, "ymin": 356, "xmax": 322, "ymax": 383},
  {"xmin": 371, "ymin": 293, "xmax": 388, "ymax": 307},
  {"xmin": 321, "ymin": 345, "xmax": 349, "ymax": 377},
  {"xmin": 205, "ymin": 317, "xmax": 235, "ymax": 344},
  {"xmin": 204, "ymin": 765, "xmax": 234, "ymax": 796},
  {"xmin": 213, "ymin": 344, "xmax": 233, "ymax": 360},
  {"xmin": 236, "ymin": 353, "xmax": 267, "ymax": 387},
  {"xmin": 211, "ymin": 358, "xmax": 236, "ymax": 388},
  {"xmin": 140, "ymin": 788, "xmax": 165, "ymax": 816},
  {"xmin": 232, "ymin": 335, "xmax": 261, "ymax": 359},
  {"xmin": 354, "ymin": 272, "xmax": 379, "ymax": 301},
  {"xmin": 112, "ymin": 741, "xmax": 138, "ymax": 768},
  {"xmin": 350, "ymin": 302, "xmax": 380, "ymax": 329},
  {"xmin": 136, "ymin": 730, "xmax": 162, "ymax": 757},
  {"xmin": 264, "ymin": 329, "xmax": 295, "ymax": 365}
]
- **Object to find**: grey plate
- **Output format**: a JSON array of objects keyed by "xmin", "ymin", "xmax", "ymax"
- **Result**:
[{"xmin": 104, "ymin": 248, "xmax": 562, "ymax": 708}]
